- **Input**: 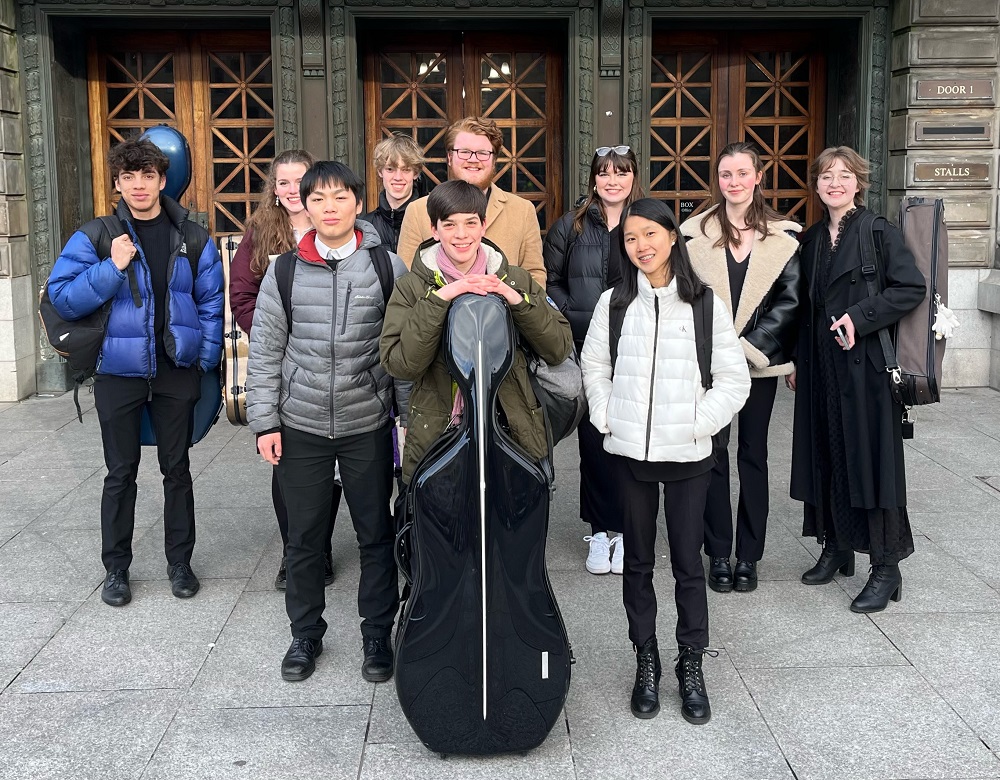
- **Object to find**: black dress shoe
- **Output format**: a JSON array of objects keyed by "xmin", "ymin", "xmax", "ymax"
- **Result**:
[
  {"xmin": 734, "ymin": 560, "xmax": 758, "ymax": 593},
  {"xmin": 274, "ymin": 556, "xmax": 287, "ymax": 591},
  {"xmin": 675, "ymin": 646, "xmax": 715, "ymax": 725},
  {"xmin": 167, "ymin": 562, "xmax": 200, "ymax": 599},
  {"xmin": 361, "ymin": 635, "xmax": 394, "ymax": 682},
  {"xmin": 101, "ymin": 569, "xmax": 131, "ymax": 607},
  {"xmin": 281, "ymin": 637, "xmax": 323, "ymax": 682},
  {"xmin": 630, "ymin": 636, "xmax": 661, "ymax": 719},
  {"xmin": 850, "ymin": 564, "xmax": 902, "ymax": 613},
  {"xmin": 801, "ymin": 544, "xmax": 855, "ymax": 585},
  {"xmin": 324, "ymin": 551, "xmax": 335, "ymax": 587},
  {"xmin": 708, "ymin": 557, "xmax": 733, "ymax": 593}
]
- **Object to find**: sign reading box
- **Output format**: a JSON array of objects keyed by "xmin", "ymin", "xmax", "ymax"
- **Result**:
[{"xmin": 917, "ymin": 79, "xmax": 994, "ymax": 100}]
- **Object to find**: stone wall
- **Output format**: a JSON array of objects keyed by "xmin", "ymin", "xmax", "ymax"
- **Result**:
[
  {"xmin": 889, "ymin": 0, "xmax": 1000, "ymax": 388},
  {"xmin": 0, "ymin": 0, "xmax": 34, "ymax": 401}
]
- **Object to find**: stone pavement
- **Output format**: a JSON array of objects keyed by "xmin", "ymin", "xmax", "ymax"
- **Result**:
[{"xmin": 1, "ymin": 385, "xmax": 999, "ymax": 780}]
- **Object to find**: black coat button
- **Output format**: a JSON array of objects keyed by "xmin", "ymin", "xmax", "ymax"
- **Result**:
[
  {"xmin": 851, "ymin": 278, "xmax": 857, "ymax": 284},
  {"xmin": 854, "ymin": 358, "xmax": 861, "ymax": 364}
]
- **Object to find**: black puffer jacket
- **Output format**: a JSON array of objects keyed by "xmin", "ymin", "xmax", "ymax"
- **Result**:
[
  {"xmin": 543, "ymin": 205, "xmax": 620, "ymax": 348},
  {"xmin": 361, "ymin": 191, "xmax": 420, "ymax": 253}
]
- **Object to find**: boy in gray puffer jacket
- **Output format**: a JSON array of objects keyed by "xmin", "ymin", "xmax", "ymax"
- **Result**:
[{"xmin": 247, "ymin": 161, "xmax": 408, "ymax": 685}]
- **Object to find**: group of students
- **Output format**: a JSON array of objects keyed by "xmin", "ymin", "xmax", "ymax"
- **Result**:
[{"xmin": 47, "ymin": 115, "xmax": 924, "ymax": 731}]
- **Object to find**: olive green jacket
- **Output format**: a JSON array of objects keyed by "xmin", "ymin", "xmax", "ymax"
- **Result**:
[{"xmin": 380, "ymin": 237, "xmax": 572, "ymax": 483}]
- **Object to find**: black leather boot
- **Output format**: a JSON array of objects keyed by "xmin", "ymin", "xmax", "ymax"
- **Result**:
[
  {"xmin": 361, "ymin": 634, "xmax": 394, "ymax": 682},
  {"xmin": 801, "ymin": 544, "xmax": 855, "ymax": 585},
  {"xmin": 733, "ymin": 560, "xmax": 758, "ymax": 592},
  {"xmin": 708, "ymin": 557, "xmax": 733, "ymax": 593},
  {"xmin": 675, "ymin": 646, "xmax": 715, "ymax": 725},
  {"xmin": 630, "ymin": 636, "xmax": 661, "ymax": 719},
  {"xmin": 850, "ymin": 564, "xmax": 902, "ymax": 613}
]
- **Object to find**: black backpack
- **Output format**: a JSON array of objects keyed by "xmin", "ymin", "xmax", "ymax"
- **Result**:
[{"xmin": 609, "ymin": 289, "xmax": 714, "ymax": 390}]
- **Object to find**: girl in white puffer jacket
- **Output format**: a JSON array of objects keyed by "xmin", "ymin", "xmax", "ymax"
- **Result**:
[{"xmin": 581, "ymin": 198, "xmax": 750, "ymax": 725}]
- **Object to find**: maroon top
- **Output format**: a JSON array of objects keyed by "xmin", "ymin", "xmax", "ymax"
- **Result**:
[{"xmin": 229, "ymin": 228, "xmax": 264, "ymax": 336}]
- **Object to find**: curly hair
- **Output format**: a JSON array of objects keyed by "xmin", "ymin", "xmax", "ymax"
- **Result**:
[
  {"xmin": 107, "ymin": 139, "xmax": 169, "ymax": 181},
  {"xmin": 245, "ymin": 150, "xmax": 316, "ymax": 278}
]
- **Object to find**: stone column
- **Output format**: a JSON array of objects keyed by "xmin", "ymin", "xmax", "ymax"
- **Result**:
[
  {"xmin": 888, "ymin": 0, "xmax": 1000, "ymax": 388},
  {"xmin": 0, "ymin": 0, "xmax": 35, "ymax": 401}
]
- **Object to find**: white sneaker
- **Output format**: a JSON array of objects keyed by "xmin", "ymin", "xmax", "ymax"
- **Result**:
[
  {"xmin": 584, "ymin": 532, "xmax": 612, "ymax": 575},
  {"xmin": 610, "ymin": 535, "xmax": 624, "ymax": 575}
]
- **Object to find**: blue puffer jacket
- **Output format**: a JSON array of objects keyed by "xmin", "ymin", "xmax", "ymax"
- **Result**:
[{"xmin": 47, "ymin": 197, "xmax": 224, "ymax": 378}]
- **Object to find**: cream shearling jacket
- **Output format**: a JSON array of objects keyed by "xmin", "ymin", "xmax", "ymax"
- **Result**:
[{"xmin": 581, "ymin": 274, "xmax": 751, "ymax": 463}]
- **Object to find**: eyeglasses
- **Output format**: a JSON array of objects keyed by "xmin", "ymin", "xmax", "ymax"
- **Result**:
[
  {"xmin": 596, "ymin": 145, "xmax": 631, "ymax": 156},
  {"xmin": 817, "ymin": 172, "xmax": 857, "ymax": 186},
  {"xmin": 450, "ymin": 148, "xmax": 494, "ymax": 161}
]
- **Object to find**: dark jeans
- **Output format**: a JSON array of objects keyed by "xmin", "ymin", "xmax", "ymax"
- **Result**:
[
  {"xmin": 94, "ymin": 363, "xmax": 200, "ymax": 572},
  {"xmin": 272, "ymin": 468, "xmax": 339, "ymax": 556},
  {"xmin": 619, "ymin": 461, "xmax": 712, "ymax": 650},
  {"xmin": 278, "ymin": 423, "xmax": 397, "ymax": 640},
  {"xmin": 704, "ymin": 376, "xmax": 778, "ymax": 563}
]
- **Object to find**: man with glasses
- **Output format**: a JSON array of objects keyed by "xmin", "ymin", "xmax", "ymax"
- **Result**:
[{"xmin": 396, "ymin": 116, "xmax": 546, "ymax": 287}]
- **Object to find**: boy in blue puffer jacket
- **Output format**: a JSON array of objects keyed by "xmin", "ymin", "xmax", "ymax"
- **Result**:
[{"xmin": 47, "ymin": 139, "xmax": 223, "ymax": 608}]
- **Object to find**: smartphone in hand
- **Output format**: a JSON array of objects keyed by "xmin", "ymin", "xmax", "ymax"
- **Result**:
[{"xmin": 830, "ymin": 316, "xmax": 851, "ymax": 350}]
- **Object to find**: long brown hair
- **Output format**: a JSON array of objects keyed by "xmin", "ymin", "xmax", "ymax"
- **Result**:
[
  {"xmin": 246, "ymin": 149, "xmax": 316, "ymax": 278},
  {"xmin": 572, "ymin": 147, "xmax": 643, "ymax": 235},
  {"xmin": 704, "ymin": 142, "xmax": 785, "ymax": 250}
]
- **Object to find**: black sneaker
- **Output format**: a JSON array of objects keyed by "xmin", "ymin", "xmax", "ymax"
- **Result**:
[
  {"xmin": 101, "ymin": 569, "xmax": 131, "ymax": 607},
  {"xmin": 274, "ymin": 556, "xmax": 287, "ymax": 591},
  {"xmin": 167, "ymin": 562, "xmax": 200, "ymax": 599},
  {"xmin": 281, "ymin": 637, "xmax": 323, "ymax": 682},
  {"xmin": 361, "ymin": 635, "xmax": 394, "ymax": 682}
]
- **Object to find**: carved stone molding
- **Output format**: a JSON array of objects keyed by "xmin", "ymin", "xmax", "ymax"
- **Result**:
[
  {"xmin": 578, "ymin": 4, "xmax": 596, "ymax": 195},
  {"xmin": 600, "ymin": 0, "xmax": 623, "ymax": 69},
  {"xmin": 868, "ymin": 4, "xmax": 888, "ymax": 215},
  {"xmin": 299, "ymin": 0, "xmax": 325, "ymax": 76}
]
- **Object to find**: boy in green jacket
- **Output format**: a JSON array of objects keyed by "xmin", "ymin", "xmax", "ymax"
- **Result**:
[{"xmin": 380, "ymin": 180, "xmax": 572, "ymax": 482}]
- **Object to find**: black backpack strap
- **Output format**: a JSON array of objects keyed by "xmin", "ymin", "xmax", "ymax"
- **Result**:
[
  {"xmin": 274, "ymin": 253, "xmax": 294, "ymax": 334},
  {"xmin": 692, "ymin": 291, "xmax": 714, "ymax": 390},
  {"xmin": 89, "ymin": 215, "xmax": 142, "ymax": 308},
  {"xmin": 370, "ymin": 244, "xmax": 395, "ymax": 307},
  {"xmin": 858, "ymin": 212, "xmax": 899, "ymax": 374},
  {"xmin": 608, "ymin": 298, "xmax": 626, "ymax": 377},
  {"xmin": 181, "ymin": 221, "xmax": 208, "ymax": 285}
]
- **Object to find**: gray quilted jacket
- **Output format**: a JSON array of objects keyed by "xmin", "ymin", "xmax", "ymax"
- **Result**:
[{"xmin": 246, "ymin": 221, "xmax": 409, "ymax": 439}]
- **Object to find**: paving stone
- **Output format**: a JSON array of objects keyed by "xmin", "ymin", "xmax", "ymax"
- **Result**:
[
  {"xmin": 709, "ymin": 580, "xmax": 907, "ymax": 669},
  {"xmin": 368, "ymin": 678, "xmax": 420, "ymax": 744},
  {"xmin": 10, "ymin": 579, "xmax": 244, "ymax": 693},
  {"xmin": 935, "ymin": 536, "xmax": 1000, "ymax": 593},
  {"xmin": 187, "ymin": 589, "xmax": 375, "ymax": 708},
  {"xmin": 0, "ymin": 528, "xmax": 103, "ymax": 603},
  {"xmin": 909, "ymin": 510, "xmax": 1000, "ymax": 541},
  {"xmin": 0, "ymin": 689, "xmax": 180, "ymax": 780},
  {"xmin": 907, "ymin": 484, "xmax": 1000, "ymax": 514},
  {"xmin": 741, "ymin": 666, "xmax": 1000, "ymax": 780},
  {"xmin": 142, "ymin": 704, "xmax": 368, "ymax": 780},
  {"xmin": 548, "ymin": 569, "xmax": 631, "ymax": 650}
]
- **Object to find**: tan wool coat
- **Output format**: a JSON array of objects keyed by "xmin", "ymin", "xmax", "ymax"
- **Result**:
[
  {"xmin": 682, "ymin": 207, "xmax": 801, "ymax": 378},
  {"xmin": 396, "ymin": 185, "xmax": 547, "ymax": 288}
]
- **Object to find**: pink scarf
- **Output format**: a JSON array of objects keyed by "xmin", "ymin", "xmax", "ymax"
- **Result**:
[{"xmin": 436, "ymin": 243, "xmax": 489, "ymax": 423}]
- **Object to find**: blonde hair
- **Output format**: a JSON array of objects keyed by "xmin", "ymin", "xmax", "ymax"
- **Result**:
[
  {"xmin": 373, "ymin": 134, "xmax": 427, "ymax": 173},
  {"xmin": 810, "ymin": 146, "xmax": 870, "ymax": 208},
  {"xmin": 444, "ymin": 117, "xmax": 504, "ymax": 158},
  {"xmin": 246, "ymin": 149, "xmax": 316, "ymax": 278}
]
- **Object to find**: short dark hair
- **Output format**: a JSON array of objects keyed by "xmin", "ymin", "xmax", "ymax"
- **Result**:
[
  {"xmin": 300, "ymin": 161, "xmax": 365, "ymax": 203},
  {"xmin": 108, "ymin": 139, "xmax": 170, "ymax": 181},
  {"xmin": 427, "ymin": 180, "xmax": 488, "ymax": 225}
]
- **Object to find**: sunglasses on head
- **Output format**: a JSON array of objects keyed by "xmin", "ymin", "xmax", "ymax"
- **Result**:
[{"xmin": 596, "ymin": 145, "xmax": 631, "ymax": 157}]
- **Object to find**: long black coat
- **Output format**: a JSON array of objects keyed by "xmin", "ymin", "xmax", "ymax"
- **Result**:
[
  {"xmin": 543, "ymin": 206, "xmax": 620, "ymax": 348},
  {"xmin": 789, "ymin": 208, "xmax": 925, "ymax": 510}
]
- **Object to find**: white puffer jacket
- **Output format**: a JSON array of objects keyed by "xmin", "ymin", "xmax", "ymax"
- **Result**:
[{"xmin": 581, "ymin": 274, "xmax": 751, "ymax": 463}]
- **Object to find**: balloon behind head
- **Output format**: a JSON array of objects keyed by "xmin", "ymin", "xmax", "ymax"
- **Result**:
[{"xmin": 139, "ymin": 125, "xmax": 192, "ymax": 201}]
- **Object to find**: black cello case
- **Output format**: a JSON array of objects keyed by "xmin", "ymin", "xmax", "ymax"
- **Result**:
[{"xmin": 394, "ymin": 293, "xmax": 572, "ymax": 756}]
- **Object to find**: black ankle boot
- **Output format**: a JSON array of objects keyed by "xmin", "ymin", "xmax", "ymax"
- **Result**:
[
  {"xmin": 801, "ymin": 544, "xmax": 855, "ymax": 585},
  {"xmin": 708, "ymin": 557, "xmax": 733, "ymax": 593},
  {"xmin": 675, "ymin": 646, "xmax": 716, "ymax": 725},
  {"xmin": 733, "ymin": 560, "xmax": 758, "ymax": 593},
  {"xmin": 850, "ymin": 564, "xmax": 902, "ymax": 613},
  {"xmin": 630, "ymin": 637, "xmax": 661, "ymax": 719}
]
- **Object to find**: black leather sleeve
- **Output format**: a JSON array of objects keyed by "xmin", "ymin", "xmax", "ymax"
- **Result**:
[{"xmin": 743, "ymin": 249, "xmax": 803, "ymax": 363}]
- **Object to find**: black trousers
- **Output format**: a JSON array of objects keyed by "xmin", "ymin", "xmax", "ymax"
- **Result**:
[
  {"xmin": 271, "ymin": 468, "xmax": 339, "ymax": 556},
  {"xmin": 278, "ymin": 423, "xmax": 397, "ymax": 640},
  {"xmin": 618, "ymin": 459, "xmax": 711, "ymax": 650},
  {"xmin": 704, "ymin": 376, "xmax": 778, "ymax": 563},
  {"xmin": 577, "ymin": 417, "xmax": 624, "ymax": 535},
  {"xmin": 94, "ymin": 363, "xmax": 200, "ymax": 572}
]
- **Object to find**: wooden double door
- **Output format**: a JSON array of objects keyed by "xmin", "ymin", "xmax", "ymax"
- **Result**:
[
  {"xmin": 649, "ymin": 31, "xmax": 827, "ymax": 226},
  {"xmin": 87, "ymin": 30, "xmax": 275, "ymax": 236},
  {"xmin": 363, "ymin": 33, "xmax": 564, "ymax": 231}
]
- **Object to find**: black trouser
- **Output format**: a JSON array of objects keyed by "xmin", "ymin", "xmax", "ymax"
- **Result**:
[
  {"xmin": 271, "ymin": 468, "xmax": 339, "ymax": 556},
  {"xmin": 619, "ymin": 462, "xmax": 712, "ymax": 650},
  {"xmin": 278, "ymin": 423, "xmax": 397, "ymax": 640},
  {"xmin": 94, "ymin": 363, "xmax": 200, "ymax": 572},
  {"xmin": 704, "ymin": 376, "xmax": 778, "ymax": 563}
]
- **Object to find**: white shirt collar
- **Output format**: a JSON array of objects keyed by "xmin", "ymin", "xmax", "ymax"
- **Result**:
[{"xmin": 314, "ymin": 232, "xmax": 357, "ymax": 261}]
